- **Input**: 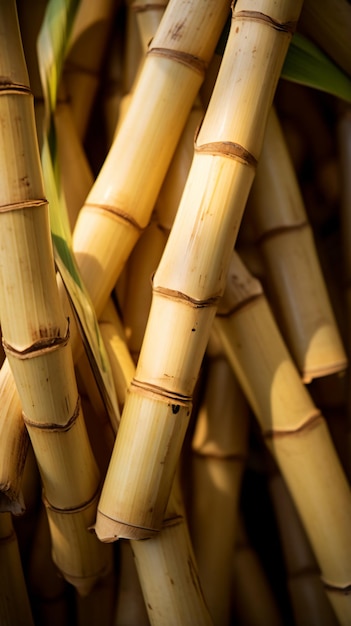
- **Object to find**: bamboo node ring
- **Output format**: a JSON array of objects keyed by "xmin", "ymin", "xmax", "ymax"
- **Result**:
[
  {"xmin": 22, "ymin": 395, "xmax": 80, "ymax": 432},
  {"xmin": 233, "ymin": 10, "xmax": 298, "ymax": 34},
  {"xmin": 148, "ymin": 47, "xmax": 207, "ymax": 74}
]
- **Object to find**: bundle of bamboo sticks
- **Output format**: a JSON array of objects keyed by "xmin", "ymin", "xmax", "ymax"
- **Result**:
[{"xmin": 1, "ymin": 0, "xmax": 351, "ymax": 624}]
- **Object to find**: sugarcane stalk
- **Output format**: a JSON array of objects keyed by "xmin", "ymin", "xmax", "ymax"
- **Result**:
[
  {"xmin": 268, "ymin": 469, "xmax": 339, "ymax": 625},
  {"xmin": 63, "ymin": 0, "xmax": 117, "ymax": 142},
  {"xmin": 0, "ymin": 358, "xmax": 28, "ymax": 514},
  {"xmin": 0, "ymin": 0, "xmax": 111, "ymax": 594},
  {"xmin": 189, "ymin": 332, "xmax": 249, "ymax": 625},
  {"xmin": 231, "ymin": 515, "xmax": 284, "ymax": 626},
  {"xmin": 0, "ymin": 0, "xmax": 226, "ymax": 506},
  {"xmin": 96, "ymin": 0, "xmax": 305, "ymax": 542},
  {"xmin": 247, "ymin": 106, "xmax": 347, "ymax": 382},
  {"xmin": 214, "ymin": 251, "xmax": 351, "ymax": 625},
  {"xmin": 27, "ymin": 504, "xmax": 72, "ymax": 626},
  {"xmin": 113, "ymin": 539, "xmax": 150, "ymax": 625},
  {"xmin": 132, "ymin": 0, "xmax": 168, "ymax": 53},
  {"xmin": 72, "ymin": 0, "xmax": 230, "ymax": 318},
  {"xmin": 337, "ymin": 104, "xmax": 351, "ymax": 482},
  {"xmin": 0, "ymin": 512, "xmax": 35, "ymax": 626}
]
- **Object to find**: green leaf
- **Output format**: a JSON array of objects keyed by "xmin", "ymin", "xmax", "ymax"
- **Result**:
[
  {"xmin": 282, "ymin": 32, "xmax": 351, "ymax": 103},
  {"xmin": 37, "ymin": 0, "xmax": 120, "ymax": 429}
]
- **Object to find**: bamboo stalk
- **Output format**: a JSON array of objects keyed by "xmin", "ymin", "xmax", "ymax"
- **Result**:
[
  {"xmin": 0, "ymin": 0, "xmax": 225, "ymax": 507},
  {"xmin": 131, "ymin": 478, "xmax": 213, "ymax": 626},
  {"xmin": 214, "ymin": 251, "xmax": 351, "ymax": 625},
  {"xmin": 0, "ymin": 512, "xmax": 35, "ymax": 626},
  {"xmin": 132, "ymin": 0, "xmax": 168, "ymax": 53},
  {"xmin": 337, "ymin": 105, "xmax": 351, "ymax": 482},
  {"xmin": 231, "ymin": 514, "xmax": 284, "ymax": 626},
  {"xmin": 63, "ymin": 0, "xmax": 117, "ymax": 142},
  {"xmin": 189, "ymin": 332, "xmax": 249, "ymax": 625},
  {"xmin": 27, "ymin": 504, "xmax": 72, "ymax": 626},
  {"xmin": 268, "ymin": 469, "xmax": 339, "ymax": 626},
  {"xmin": 72, "ymin": 0, "xmax": 230, "ymax": 318},
  {"xmin": 0, "ymin": 0, "xmax": 111, "ymax": 594},
  {"xmin": 0, "ymin": 358, "xmax": 28, "ymax": 514},
  {"xmin": 113, "ymin": 539, "xmax": 150, "ymax": 625},
  {"xmin": 247, "ymin": 106, "xmax": 347, "ymax": 382},
  {"xmin": 96, "ymin": 0, "xmax": 304, "ymax": 542}
]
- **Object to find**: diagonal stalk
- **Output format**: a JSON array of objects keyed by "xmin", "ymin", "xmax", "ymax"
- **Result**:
[
  {"xmin": 214, "ymin": 251, "xmax": 351, "ymax": 625},
  {"xmin": 95, "ymin": 0, "xmax": 305, "ymax": 542}
]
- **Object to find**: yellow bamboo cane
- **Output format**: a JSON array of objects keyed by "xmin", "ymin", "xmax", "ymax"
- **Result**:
[
  {"xmin": 0, "ymin": 512, "xmax": 35, "ymax": 626},
  {"xmin": 0, "ymin": 0, "xmax": 111, "ymax": 594},
  {"xmin": 231, "ymin": 515, "xmax": 284, "ymax": 626},
  {"xmin": 190, "ymin": 332, "xmax": 249, "ymax": 625},
  {"xmin": 247, "ymin": 106, "xmax": 347, "ymax": 382},
  {"xmin": 63, "ymin": 0, "xmax": 117, "ymax": 142},
  {"xmin": 72, "ymin": 0, "xmax": 230, "ymax": 318},
  {"xmin": 96, "ymin": 0, "xmax": 305, "ymax": 542},
  {"xmin": 214, "ymin": 251, "xmax": 351, "ymax": 625},
  {"xmin": 268, "ymin": 469, "xmax": 339, "ymax": 625}
]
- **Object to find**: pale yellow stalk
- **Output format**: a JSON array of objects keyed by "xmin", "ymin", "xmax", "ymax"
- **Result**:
[
  {"xmin": 338, "ymin": 106, "xmax": 351, "ymax": 481},
  {"xmin": 113, "ymin": 539, "xmax": 150, "ymax": 625},
  {"xmin": 72, "ymin": 0, "xmax": 230, "ymax": 318},
  {"xmin": 247, "ymin": 106, "xmax": 347, "ymax": 381},
  {"xmin": 64, "ymin": 0, "xmax": 117, "ymax": 141},
  {"xmin": 268, "ymin": 471, "xmax": 339, "ymax": 626},
  {"xmin": 96, "ymin": 0, "xmax": 304, "ymax": 542},
  {"xmin": 214, "ymin": 251, "xmax": 351, "ymax": 625},
  {"xmin": 132, "ymin": 0, "xmax": 168, "ymax": 53},
  {"xmin": 190, "ymin": 332, "xmax": 249, "ymax": 625},
  {"xmin": 0, "ymin": 0, "xmax": 225, "ymax": 507},
  {"xmin": 0, "ymin": 0, "xmax": 111, "ymax": 594},
  {"xmin": 27, "ymin": 504, "xmax": 71, "ymax": 626},
  {"xmin": 0, "ymin": 512, "xmax": 35, "ymax": 626}
]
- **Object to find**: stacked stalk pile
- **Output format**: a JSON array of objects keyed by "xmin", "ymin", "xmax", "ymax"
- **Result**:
[
  {"xmin": 0, "ymin": 0, "xmax": 350, "ymax": 624},
  {"xmin": 96, "ymin": 0, "xmax": 305, "ymax": 541}
]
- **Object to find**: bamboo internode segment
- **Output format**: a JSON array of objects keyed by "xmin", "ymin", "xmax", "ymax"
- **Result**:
[
  {"xmin": 0, "ymin": 0, "xmax": 111, "ymax": 595},
  {"xmin": 72, "ymin": 0, "xmax": 230, "ymax": 318},
  {"xmin": 269, "ymin": 472, "xmax": 339, "ymax": 625},
  {"xmin": 247, "ymin": 107, "xmax": 347, "ymax": 382},
  {"xmin": 0, "ymin": 359, "xmax": 28, "ymax": 513},
  {"xmin": 132, "ymin": 483, "xmax": 213, "ymax": 626},
  {"xmin": 190, "ymin": 339, "xmax": 249, "ymax": 625},
  {"xmin": 215, "ymin": 251, "xmax": 351, "ymax": 624},
  {"xmin": 64, "ymin": 0, "xmax": 117, "ymax": 141},
  {"xmin": 96, "ymin": 0, "xmax": 304, "ymax": 542},
  {"xmin": 0, "ymin": 512, "xmax": 35, "ymax": 626}
]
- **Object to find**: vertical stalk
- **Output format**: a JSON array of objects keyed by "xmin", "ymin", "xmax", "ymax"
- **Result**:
[
  {"xmin": 247, "ymin": 106, "xmax": 347, "ymax": 382},
  {"xmin": 0, "ymin": 0, "xmax": 111, "ymax": 594},
  {"xmin": 96, "ymin": 0, "xmax": 304, "ymax": 542}
]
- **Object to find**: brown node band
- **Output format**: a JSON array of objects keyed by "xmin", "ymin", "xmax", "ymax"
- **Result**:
[
  {"xmin": 84, "ymin": 203, "xmax": 144, "ymax": 233},
  {"xmin": 23, "ymin": 395, "xmax": 80, "ymax": 432},
  {"xmin": 233, "ymin": 10, "xmax": 297, "ymax": 34},
  {"xmin": 131, "ymin": 378, "xmax": 192, "ymax": 405},
  {"xmin": 148, "ymin": 47, "xmax": 207, "ymax": 74},
  {"xmin": 195, "ymin": 141, "xmax": 257, "ymax": 167},
  {"xmin": 263, "ymin": 411, "xmax": 323, "ymax": 438},
  {"xmin": 153, "ymin": 284, "xmax": 220, "ymax": 308},
  {"xmin": 0, "ymin": 198, "xmax": 47, "ymax": 213},
  {"xmin": 3, "ymin": 322, "xmax": 70, "ymax": 359}
]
